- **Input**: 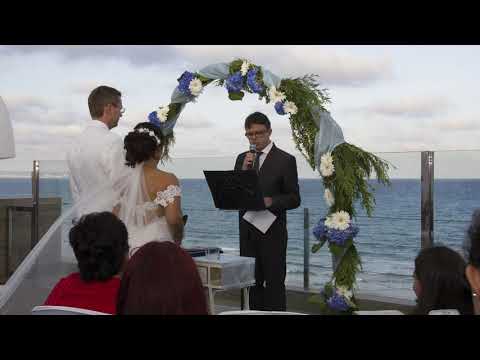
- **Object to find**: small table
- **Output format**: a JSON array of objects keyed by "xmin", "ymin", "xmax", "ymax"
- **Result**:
[{"xmin": 194, "ymin": 254, "xmax": 255, "ymax": 315}]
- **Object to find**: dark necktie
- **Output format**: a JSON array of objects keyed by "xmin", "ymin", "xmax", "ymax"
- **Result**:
[{"xmin": 253, "ymin": 151, "xmax": 263, "ymax": 172}]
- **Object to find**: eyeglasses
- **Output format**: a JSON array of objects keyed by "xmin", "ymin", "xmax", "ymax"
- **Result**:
[{"xmin": 245, "ymin": 130, "xmax": 268, "ymax": 138}]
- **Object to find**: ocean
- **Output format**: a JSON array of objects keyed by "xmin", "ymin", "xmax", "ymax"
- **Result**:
[{"xmin": 1, "ymin": 177, "xmax": 479, "ymax": 300}]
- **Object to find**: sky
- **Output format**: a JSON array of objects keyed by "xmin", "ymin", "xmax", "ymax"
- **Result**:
[{"xmin": 0, "ymin": 45, "xmax": 479, "ymax": 178}]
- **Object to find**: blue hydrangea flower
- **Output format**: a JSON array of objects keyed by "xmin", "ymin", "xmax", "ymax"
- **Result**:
[
  {"xmin": 246, "ymin": 68, "xmax": 264, "ymax": 94},
  {"xmin": 148, "ymin": 111, "xmax": 162, "ymax": 128},
  {"xmin": 226, "ymin": 71, "xmax": 244, "ymax": 93},
  {"xmin": 313, "ymin": 218, "xmax": 327, "ymax": 240},
  {"xmin": 327, "ymin": 293, "xmax": 350, "ymax": 312},
  {"xmin": 274, "ymin": 101, "xmax": 286, "ymax": 115},
  {"xmin": 326, "ymin": 224, "xmax": 359, "ymax": 246},
  {"xmin": 177, "ymin": 71, "xmax": 195, "ymax": 96}
]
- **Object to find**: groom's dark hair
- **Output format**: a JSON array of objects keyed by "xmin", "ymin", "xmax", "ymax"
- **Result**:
[{"xmin": 88, "ymin": 85, "xmax": 122, "ymax": 119}]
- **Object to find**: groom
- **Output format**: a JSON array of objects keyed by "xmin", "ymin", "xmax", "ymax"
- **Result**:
[
  {"xmin": 66, "ymin": 85, "xmax": 126, "ymax": 213},
  {"xmin": 234, "ymin": 112, "xmax": 301, "ymax": 311}
]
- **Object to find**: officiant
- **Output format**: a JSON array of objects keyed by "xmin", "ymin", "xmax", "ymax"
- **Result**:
[{"xmin": 234, "ymin": 112, "xmax": 301, "ymax": 311}]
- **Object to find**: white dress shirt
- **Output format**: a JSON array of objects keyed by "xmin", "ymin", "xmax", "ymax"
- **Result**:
[
  {"xmin": 66, "ymin": 120, "xmax": 125, "ymax": 205},
  {"xmin": 257, "ymin": 141, "xmax": 274, "ymax": 170}
]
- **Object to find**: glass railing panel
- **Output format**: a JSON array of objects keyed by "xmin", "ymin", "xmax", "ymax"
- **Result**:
[{"xmin": 433, "ymin": 150, "xmax": 480, "ymax": 253}]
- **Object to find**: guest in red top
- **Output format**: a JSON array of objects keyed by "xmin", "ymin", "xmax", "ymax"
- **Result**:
[{"xmin": 44, "ymin": 212, "xmax": 129, "ymax": 314}]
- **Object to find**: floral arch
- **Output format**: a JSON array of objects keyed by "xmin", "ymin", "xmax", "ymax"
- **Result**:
[{"xmin": 148, "ymin": 59, "xmax": 391, "ymax": 314}]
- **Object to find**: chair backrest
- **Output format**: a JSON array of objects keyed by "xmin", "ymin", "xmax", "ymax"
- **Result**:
[
  {"xmin": 218, "ymin": 310, "xmax": 307, "ymax": 315},
  {"xmin": 428, "ymin": 309, "xmax": 460, "ymax": 315},
  {"xmin": 353, "ymin": 310, "xmax": 404, "ymax": 315},
  {"xmin": 31, "ymin": 305, "xmax": 110, "ymax": 315}
]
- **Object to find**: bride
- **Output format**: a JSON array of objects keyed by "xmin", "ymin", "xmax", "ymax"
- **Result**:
[{"xmin": 116, "ymin": 121, "xmax": 185, "ymax": 253}]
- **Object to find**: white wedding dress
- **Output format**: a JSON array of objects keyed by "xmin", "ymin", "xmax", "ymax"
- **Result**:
[
  {"xmin": 114, "ymin": 163, "xmax": 182, "ymax": 254},
  {"xmin": 125, "ymin": 182, "xmax": 182, "ymax": 253}
]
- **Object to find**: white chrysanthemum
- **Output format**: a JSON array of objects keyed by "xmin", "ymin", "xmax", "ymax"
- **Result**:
[
  {"xmin": 336, "ymin": 286, "xmax": 353, "ymax": 300},
  {"xmin": 157, "ymin": 105, "xmax": 170, "ymax": 122},
  {"xmin": 320, "ymin": 152, "xmax": 334, "ymax": 167},
  {"xmin": 330, "ymin": 210, "xmax": 351, "ymax": 231},
  {"xmin": 189, "ymin": 78, "xmax": 203, "ymax": 96},
  {"xmin": 283, "ymin": 101, "xmax": 298, "ymax": 115},
  {"xmin": 324, "ymin": 188, "xmax": 335, "ymax": 207},
  {"xmin": 319, "ymin": 152, "xmax": 335, "ymax": 177},
  {"xmin": 268, "ymin": 86, "xmax": 286, "ymax": 103},
  {"xmin": 240, "ymin": 60, "xmax": 251, "ymax": 76},
  {"xmin": 320, "ymin": 162, "xmax": 334, "ymax": 177}
]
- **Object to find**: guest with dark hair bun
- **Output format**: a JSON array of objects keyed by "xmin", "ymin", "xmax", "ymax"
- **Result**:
[
  {"xmin": 412, "ymin": 245, "xmax": 473, "ymax": 315},
  {"xmin": 465, "ymin": 209, "xmax": 480, "ymax": 314},
  {"xmin": 44, "ymin": 212, "xmax": 129, "ymax": 314}
]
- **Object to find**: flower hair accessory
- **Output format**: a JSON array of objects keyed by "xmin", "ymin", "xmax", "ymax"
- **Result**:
[{"xmin": 135, "ymin": 128, "xmax": 161, "ymax": 146}]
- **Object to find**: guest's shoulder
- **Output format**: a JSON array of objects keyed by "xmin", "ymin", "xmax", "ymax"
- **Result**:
[{"xmin": 53, "ymin": 272, "xmax": 81, "ymax": 288}]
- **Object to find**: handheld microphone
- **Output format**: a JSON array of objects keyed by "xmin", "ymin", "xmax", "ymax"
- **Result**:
[{"xmin": 248, "ymin": 144, "xmax": 257, "ymax": 170}]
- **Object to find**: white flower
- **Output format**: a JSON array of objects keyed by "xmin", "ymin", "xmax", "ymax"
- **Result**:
[
  {"xmin": 189, "ymin": 78, "xmax": 203, "ymax": 97},
  {"xmin": 136, "ymin": 128, "xmax": 161, "ymax": 145},
  {"xmin": 283, "ymin": 101, "xmax": 298, "ymax": 115},
  {"xmin": 320, "ymin": 152, "xmax": 334, "ymax": 167},
  {"xmin": 336, "ymin": 286, "xmax": 353, "ymax": 300},
  {"xmin": 319, "ymin": 152, "xmax": 335, "ymax": 177},
  {"xmin": 324, "ymin": 188, "xmax": 335, "ymax": 207},
  {"xmin": 157, "ymin": 105, "xmax": 170, "ymax": 122},
  {"xmin": 240, "ymin": 60, "xmax": 251, "ymax": 76},
  {"xmin": 320, "ymin": 162, "xmax": 334, "ymax": 177},
  {"xmin": 324, "ymin": 216, "xmax": 334, "ymax": 229},
  {"xmin": 268, "ymin": 86, "xmax": 286, "ymax": 103},
  {"xmin": 329, "ymin": 210, "xmax": 351, "ymax": 231}
]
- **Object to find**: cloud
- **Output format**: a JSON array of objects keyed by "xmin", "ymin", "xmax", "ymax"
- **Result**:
[
  {"xmin": 173, "ymin": 45, "xmax": 393, "ymax": 87},
  {"xmin": 434, "ymin": 118, "xmax": 480, "ymax": 131},
  {"xmin": 1, "ymin": 45, "xmax": 393, "ymax": 88},
  {"xmin": 70, "ymin": 81, "xmax": 106, "ymax": 95},
  {"xmin": 175, "ymin": 113, "xmax": 214, "ymax": 129},
  {"xmin": 0, "ymin": 45, "xmax": 179, "ymax": 67},
  {"xmin": 354, "ymin": 96, "xmax": 451, "ymax": 118},
  {"xmin": 6, "ymin": 95, "xmax": 52, "ymax": 114}
]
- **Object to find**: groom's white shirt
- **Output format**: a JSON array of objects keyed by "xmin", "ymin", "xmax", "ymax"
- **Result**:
[{"xmin": 66, "ymin": 119, "xmax": 125, "ymax": 205}]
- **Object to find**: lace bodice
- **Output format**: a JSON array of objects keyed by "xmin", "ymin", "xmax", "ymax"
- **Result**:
[{"xmin": 143, "ymin": 184, "xmax": 182, "ymax": 210}]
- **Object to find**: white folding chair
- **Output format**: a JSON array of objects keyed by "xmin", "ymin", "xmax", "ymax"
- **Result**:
[
  {"xmin": 218, "ymin": 310, "xmax": 307, "ymax": 315},
  {"xmin": 353, "ymin": 310, "xmax": 404, "ymax": 315},
  {"xmin": 428, "ymin": 309, "xmax": 460, "ymax": 315},
  {"xmin": 31, "ymin": 305, "xmax": 110, "ymax": 315}
]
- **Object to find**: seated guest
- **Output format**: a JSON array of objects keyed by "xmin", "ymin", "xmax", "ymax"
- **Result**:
[
  {"xmin": 412, "ymin": 245, "xmax": 473, "ymax": 315},
  {"xmin": 465, "ymin": 209, "xmax": 480, "ymax": 314},
  {"xmin": 116, "ymin": 241, "xmax": 208, "ymax": 315},
  {"xmin": 44, "ymin": 212, "xmax": 129, "ymax": 314}
]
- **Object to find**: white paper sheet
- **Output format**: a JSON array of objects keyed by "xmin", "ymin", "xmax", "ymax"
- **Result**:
[{"xmin": 242, "ymin": 210, "xmax": 277, "ymax": 234}]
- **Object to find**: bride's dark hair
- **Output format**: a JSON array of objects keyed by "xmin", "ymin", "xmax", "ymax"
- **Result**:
[{"xmin": 124, "ymin": 122, "xmax": 174, "ymax": 168}]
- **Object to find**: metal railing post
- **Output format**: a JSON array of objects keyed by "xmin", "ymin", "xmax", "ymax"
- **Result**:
[
  {"xmin": 31, "ymin": 160, "xmax": 40, "ymax": 247},
  {"xmin": 304, "ymin": 208, "xmax": 310, "ymax": 290},
  {"xmin": 421, "ymin": 151, "xmax": 434, "ymax": 249}
]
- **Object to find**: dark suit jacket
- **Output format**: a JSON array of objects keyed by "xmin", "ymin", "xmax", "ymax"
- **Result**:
[{"xmin": 234, "ymin": 143, "xmax": 301, "ymax": 226}]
